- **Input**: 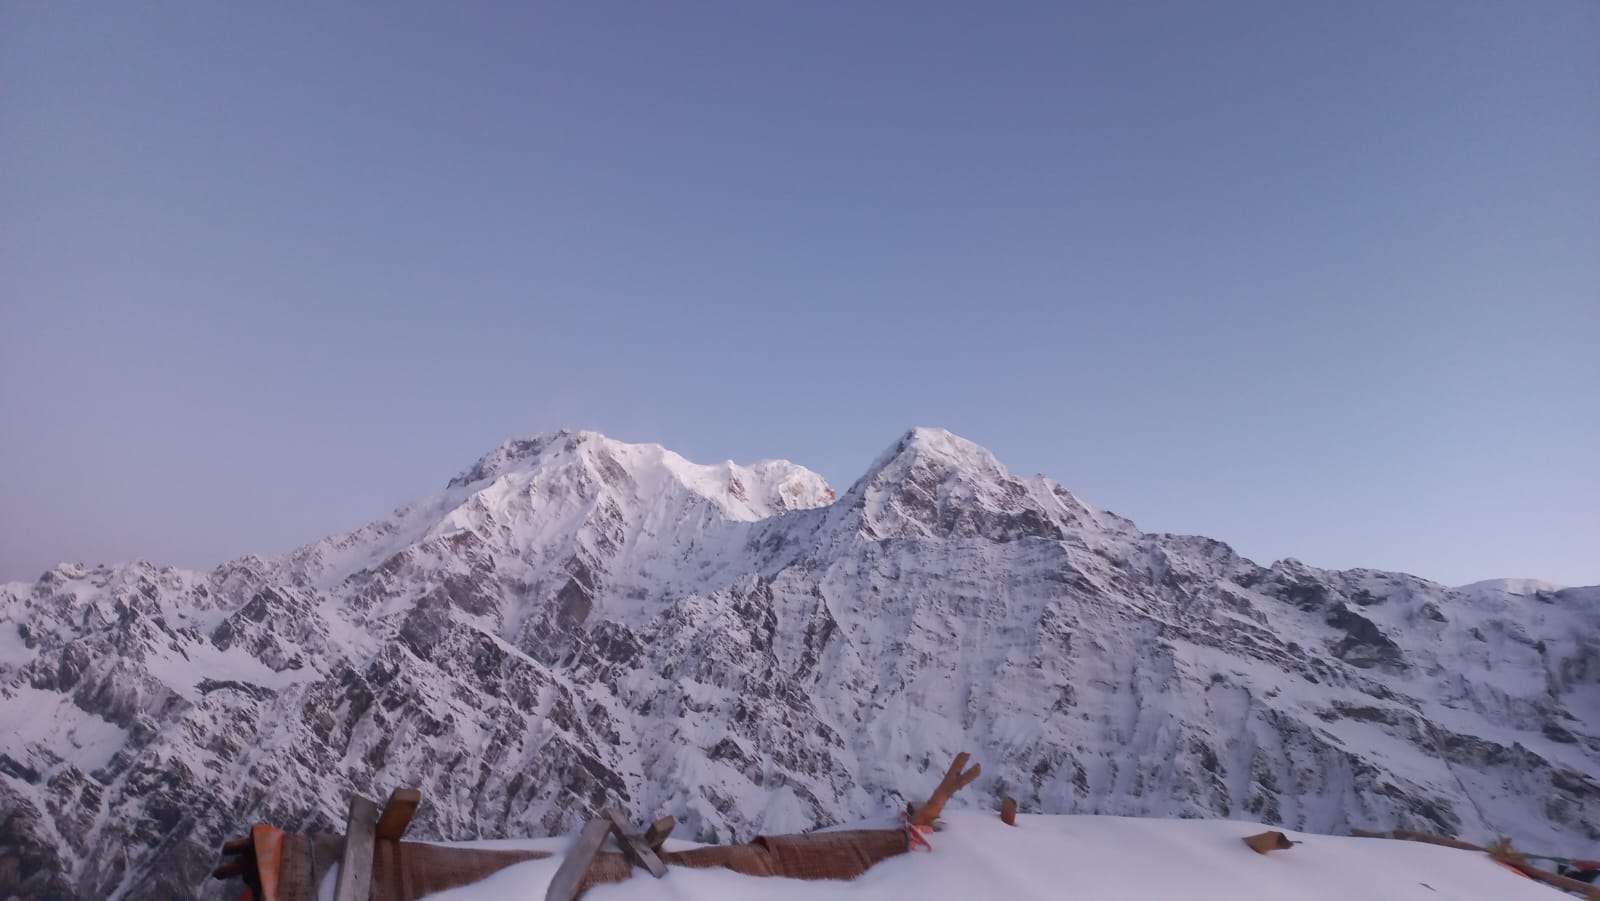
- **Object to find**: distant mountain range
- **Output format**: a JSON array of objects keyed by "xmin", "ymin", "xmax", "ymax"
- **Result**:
[{"xmin": 2, "ymin": 427, "xmax": 1596, "ymax": 899}]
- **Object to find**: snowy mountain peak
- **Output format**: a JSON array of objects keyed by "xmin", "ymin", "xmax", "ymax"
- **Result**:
[
  {"xmin": 283, "ymin": 430, "xmax": 835, "ymax": 596},
  {"xmin": 849, "ymin": 427, "xmax": 1006, "ymax": 498},
  {"xmin": 871, "ymin": 426, "xmax": 1004, "ymax": 473},
  {"xmin": 447, "ymin": 431, "xmax": 539, "ymax": 488},
  {"xmin": 844, "ymin": 427, "xmax": 1055, "ymax": 541},
  {"xmin": 445, "ymin": 429, "xmax": 593, "ymax": 489},
  {"xmin": 445, "ymin": 429, "xmax": 833, "ymax": 520}
]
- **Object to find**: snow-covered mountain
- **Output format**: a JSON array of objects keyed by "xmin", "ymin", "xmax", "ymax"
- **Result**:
[{"xmin": 2, "ymin": 428, "xmax": 1596, "ymax": 899}]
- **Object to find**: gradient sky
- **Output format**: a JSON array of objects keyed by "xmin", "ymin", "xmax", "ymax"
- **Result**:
[{"xmin": 3, "ymin": 2, "xmax": 1596, "ymax": 587}]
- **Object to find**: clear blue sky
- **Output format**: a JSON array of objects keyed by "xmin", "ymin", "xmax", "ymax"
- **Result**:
[{"xmin": 3, "ymin": 2, "xmax": 1596, "ymax": 586}]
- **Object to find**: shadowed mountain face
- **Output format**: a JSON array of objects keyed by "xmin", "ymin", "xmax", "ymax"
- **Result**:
[{"xmin": 2, "ymin": 428, "xmax": 1596, "ymax": 899}]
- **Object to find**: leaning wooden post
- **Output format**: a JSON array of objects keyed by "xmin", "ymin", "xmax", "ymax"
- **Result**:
[
  {"xmin": 642, "ymin": 815, "xmax": 676, "ymax": 851},
  {"xmin": 334, "ymin": 795, "xmax": 378, "ymax": 901},
  {"xmin": 999, "ymin": 797, "xmax": 1017, "ymax": 826},
  {"xmin": 910, "ymin": 751, "xmax": 982, "ymax": 828},
  {"xmin": 605, "ymin": 808, "xmax": 668, "ymax": 878},
  {"xmin": 375, "ymin": 787, "xmax": 422, "ymax": 840},
  {"xmin": 209, "ymin": 825, "xmax": 284, "ymax": 901},
  {"xmin": 1351, "ymin": 828, "xmax": 1485, "ymax": 852},
  {"xmin": 545, "ymin": 816, "xmax": 614, "ymax": 901},
  {"xmin": 1395, "ymin": 830, "xmax": 1487, "ymax": 852},
  {"xmin": 253, "ymin": 824, "xmax": 288, "ymax": 901},
  {"xmin": 210, "ymin": 835, "xmax": 253, "ymax": 882}
]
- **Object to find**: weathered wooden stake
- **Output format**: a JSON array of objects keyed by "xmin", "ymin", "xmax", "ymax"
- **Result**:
[
  {"xmin": 334, "ymin": 796, "xmax": 378, "ymax": 901},
  {"xmin": 252, "ymin": 823, "xmax": 286, "ymax": 901},
  {"xmin": 606, "ymin": 808, "xmax": 668, "ymax": 878},
  {"xmin": 1242, "ymin": 830, "xmax": 1296, "ymax": 854},
  {"xmin": 642, "ymin": 815, "xmax": 676, "ymax": 851},
  {"xmin": 910, "ymin": 751, "xmax": 982, "ymax": 827},
  {"xmin": 210, "ymin": 834, "xmax": 252, "ymax": 881},
  {"xmin": 999, "ymin": 798, "xmax": 1017, "ymax": 827},
  {"xmin": 545, "ymin": 816, "xmax": 614, "ymax": 901},
  {"xmin": 375, "ymin": 787, "xmax": 422, "ymax": 840}
]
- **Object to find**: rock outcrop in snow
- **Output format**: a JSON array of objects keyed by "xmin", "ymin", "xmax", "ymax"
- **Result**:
[{"xmin": 1, "ymin": 428, "xmax": 1596, "ymax": 899}]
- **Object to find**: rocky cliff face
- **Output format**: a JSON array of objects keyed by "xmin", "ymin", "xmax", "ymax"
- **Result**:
[{"xmin": 2, "ymin": 428, "xmax": 1596, "ymax": 899}]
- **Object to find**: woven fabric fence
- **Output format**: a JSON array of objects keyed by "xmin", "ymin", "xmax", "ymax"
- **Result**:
[{"xmin": 248, "ymin": 826, "xmax": 910, "ymax": 900}]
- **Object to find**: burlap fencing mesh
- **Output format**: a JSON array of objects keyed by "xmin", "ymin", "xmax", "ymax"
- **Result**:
[
  {"xmin": 259, "ymin": 826, "xmax": 910, "ymax": 899},
  {"xmin": 755, "ymin": 829, "xmax": 910, "ymax": 881},
  {"xmin": 272, "ymin": 832, "xmax": 315, "ymax": 901},
  {"xmin": 378, "ymin": 841, "xmax": 555, "ymax": 898},
  {"xmin": 576, "ymin": 828, "xmax": 911, "ymax": 894}
]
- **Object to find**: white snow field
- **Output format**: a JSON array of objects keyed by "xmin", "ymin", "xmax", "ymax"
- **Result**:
[{"xmin": 367, "ymin": 813, "xmax": 1564, "ymax": 901}]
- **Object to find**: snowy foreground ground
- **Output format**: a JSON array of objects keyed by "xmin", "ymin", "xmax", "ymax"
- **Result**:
[{"xmin": 318, "ymin": 813, "xmax": 1566, "ymax": 900}]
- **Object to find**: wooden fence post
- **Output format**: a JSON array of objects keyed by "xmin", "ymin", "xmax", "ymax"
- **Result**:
[
  {"xmin": 606, "ymin": 808, "xmax": 668, "ymax": 878},
  {"xmin": 334, "ymin": 795, "xmax": 378, "ymax": 901},
  {"xmin": 375, "ymin": 788, "xmax": 422, "ymax": 840},
  {"xmin": 544, "ymin": 816, "xmax": 613, "ymax": 901}
]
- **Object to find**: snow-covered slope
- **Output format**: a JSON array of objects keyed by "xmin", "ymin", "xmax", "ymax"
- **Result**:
[
  {"xmin": 406, "ymin": 812, "xmax": 1567, "ymax": 901},
  {"xmin": 1, "ymin": 428, "xmax": 1596, "ymax": 899}
]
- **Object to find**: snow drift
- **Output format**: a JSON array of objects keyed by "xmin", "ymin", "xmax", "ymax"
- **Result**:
[{"xmin": 347, "ymin": 813, "xmax": 1568, "ymax": 901}]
